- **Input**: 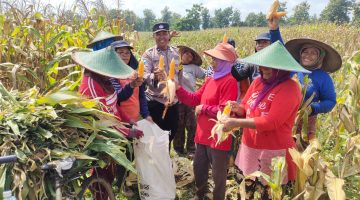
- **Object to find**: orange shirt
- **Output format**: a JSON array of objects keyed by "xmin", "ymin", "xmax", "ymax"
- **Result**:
[{"xmin": 118, "ymin": 79, "xmax": 140, "ymax": 122}]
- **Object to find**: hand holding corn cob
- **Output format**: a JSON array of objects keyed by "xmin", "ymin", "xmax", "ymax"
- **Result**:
[
  {"xmin": 209, "ymin": 102, "xmax": 234, "ymax": 146},
  {"xmin": 154, "ymin": 55, "xmax": 166, "ymax": 81},
  {"xmin": 137, "ymin": 59, "xmax": 145, "ymax": 78},
  {"xmin": 159, "ymin": 58, "xmax": 177, "ymax": 119},
  {"xmin": 266, "ymin": 0, "xmax": 286, "ymax": 20}
]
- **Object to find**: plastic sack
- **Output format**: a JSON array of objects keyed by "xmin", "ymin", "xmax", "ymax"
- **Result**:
[{"xmin": 134, "ymin": 119, "xmax": 176, "ymax": 200}]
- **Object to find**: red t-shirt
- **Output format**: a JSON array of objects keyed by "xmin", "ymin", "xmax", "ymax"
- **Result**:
[
  {"xmin": 241, "ymin": 78, "xmax": 301, "ymax": 150},
  {"xmin": 176, "ymin": 74, "xmax": 238, "ymax": 151},
  {"xmin": 79, "ymin": 75, "xmax": 131, "ymax": 136}
]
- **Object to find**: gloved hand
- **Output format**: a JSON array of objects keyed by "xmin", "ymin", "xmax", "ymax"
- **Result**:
[{"xmin": 127, "ymin": 125, "xmax": 144, "ymax": 139}]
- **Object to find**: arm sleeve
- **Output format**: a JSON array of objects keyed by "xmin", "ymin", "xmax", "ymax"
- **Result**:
[
  {"xmin": 254, "ymin": 82, "xmax": 301, "ymax": 132},
  {"xmin": 139, "ymin": 83, "xmax": 150, "ymax": 118},
  {"xmin": 116, "ymin": 84, "xmax": 134, "ymax": 103},
  {"xmin": 311, "ymin": 76, "xmax": 336, "ymax": 115},
  {"xmin": 231, "ymin": 62, "xmax": 251, "ymax": 82},
  {"xmin": 270, "ymin": 28, "xmax": 284, "ymax": 45},
  {"xmin": 201, "ymin": 78, "xmax": 238, "ymax": 118},
  {"xmin": 195, "ymin": 67, "xmax": 206, "ymax": 79},
  {"xmin": 176, "ymin": 80, "xmax": 208, "ymax": 106}
]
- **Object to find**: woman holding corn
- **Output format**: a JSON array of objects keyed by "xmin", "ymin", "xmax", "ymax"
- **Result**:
[
  {"xmin": 175, "ymin": 40, "xmax": 238, "ymax": 200},
  {"xmin": 109, "ymin": 40, "xmax": 152, "ymax": 123},
  {"xmin": 267, "ymin": 10, "xmax": 340, "ymax": 143},
  {"xmin": 77, "ymin": 32, "xmax": 144, "ymax": 199},
  {"xmin": 221, "ymin": 41, "xmax": 310, "ymax": 199}
]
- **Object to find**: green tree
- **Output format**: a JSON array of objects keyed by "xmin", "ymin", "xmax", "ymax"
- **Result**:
[
  {"xmin": 320, "ymin": 0, "xmax": 354, "ymax": 24},
  {"xmin": 231, "ymin": 9, "xmax": 241, "ymax": 27},
  {"xmin": 245, "ymin": 12, "xmax": 267, "ymax": 27},
  {"xmin": 245, "ymin": 12, "xmax": 257, "ymax": 27},
  {"xmin": 108, "ymin": 9, "xmax": 120, "ymax": 20},
  {"xmin": 170, "ymin": 12, "xmax": 182, "ymax": 29},
  {"xmin": 176, "ymin": 4, "xmax": 203, "ymax": 31},
  {"xmin": 290, "ymin": 1, "xmax": 311, "ymax": 24},
  {"xmin": 161, "ymin": 6, "xmax": 172, "ymax": 24},
  {"xmin": 121, "ymin": 10, "xmax": 143, "ymax": 31},
  {"xmin": 310, "ymin": 14, "xmax": 318, "ymax": 23},
  {"xmin": 279, "ymin": 1, "xmax": 288, "ymax": 24},
  {"xmin": 143, "ymin": 9, "xmax": 157, "ymax": 31},
  {"xmin": 213, "ymin": 7, "xmax": 234, "ymax": 28},
  {"xmin": 201, "ymin": 7, "xmax": 211, "ymax": 29},
  {"xmin": 352, "ymin": 2, "xmax": 360, "ymax": 26}
]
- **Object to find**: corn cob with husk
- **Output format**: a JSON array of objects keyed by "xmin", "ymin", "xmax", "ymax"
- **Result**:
[
  {"xmin": 266, "ymin": 0, "xmax": 286, "ymax": 20},
  {"xmin": 158, "ymin": 55, "xmax": 165, "ymax": 70},
  {"xmin": 209, "ymin": 102, "xmax": 233, "ymax": 146},
  {"xmin": 159, "ymin": 58, "xmax": 176, "ymax": 119},
  {"xmin": 222, "ymin": 33, "xmax": 228, "ymax": 43}
]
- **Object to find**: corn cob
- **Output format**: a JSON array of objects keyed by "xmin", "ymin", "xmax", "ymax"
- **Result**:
[
  {"xmin": 138, "ymin": 59, "xmax": 145, "ymax": 78},
  {"xmin": 266, "ymin": 0, "xmax": 286, "ymax": 20},
  {"xmin": 223, "ymin": 33, "xmax": 228, "ymax": 43},
  {"xmin": 160, "ymin": 58, "xmax": 177, "ymax": 118},
  {"xmin": 158, "ymin": 55, "xmax": 164, "ymax": 70},
  {"xmin": 209, "ymin": 102, "xmax": 234, "ymax": 146}
]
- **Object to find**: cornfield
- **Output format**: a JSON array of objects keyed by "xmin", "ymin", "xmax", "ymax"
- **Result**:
[{"xmin": 0, "ymin": 2, "xmax": 359, "ymax": 200}]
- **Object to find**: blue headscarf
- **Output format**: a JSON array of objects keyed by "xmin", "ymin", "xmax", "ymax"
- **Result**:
[{"xmin": 92, "ymin": 38, "xmax": 116, "ymax": 51}]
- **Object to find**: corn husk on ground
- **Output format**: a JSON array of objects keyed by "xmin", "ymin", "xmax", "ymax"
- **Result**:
[
  {"xmin": 173, "ymin": 156, "xmax": 194, "ymax": 188},
  {"xmin": 266, "ymin": 0, "xmax": 286, "ymax": 20},
  {"xmin": 159, "ymin": 58, "xmax": 177, "ymax": 119},
  {"xmin": 0, "ymin": 83, "xmax": 134, "ymax": 199},
  {"xmin": 209, "ymin": 102, "xmax": 233, "ymax": 146}
]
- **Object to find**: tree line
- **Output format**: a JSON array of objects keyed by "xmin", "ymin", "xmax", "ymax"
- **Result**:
[
  {"xmin": 118, "ymin": 0, "xmax": 360, "ymax": 31},
  {"xmin": 2, "ymin": 0, "xmax": 360, "ymax": 31}
]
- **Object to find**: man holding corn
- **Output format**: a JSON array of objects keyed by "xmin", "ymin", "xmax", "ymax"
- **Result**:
[{"xmin": 142, "ymin": 22, "xmax": 182, "ymax": 147}]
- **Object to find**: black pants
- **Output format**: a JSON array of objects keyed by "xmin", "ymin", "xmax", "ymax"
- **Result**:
[
  {"xmin": 193, "ymin": 144, "xmax": 229, "ymax": 200},
  {"xmin": 116, "ymin": 142, "xmax": 133, "ymax": 188},
  {"xmin": 147, "ymin": 100, "xmax": 179, "ymax": 144}
]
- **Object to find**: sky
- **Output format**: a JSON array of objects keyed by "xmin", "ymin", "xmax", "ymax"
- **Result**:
[{"xmin": 48, "ymin": 0, "xmax": 330, "ymax": 19}]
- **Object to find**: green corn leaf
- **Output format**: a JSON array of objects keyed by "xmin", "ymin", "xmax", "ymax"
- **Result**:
[
  {"xmin": 89, "ymin": 141, "xmax": 136, "ymax": 173},
  {"xmin": 46, "ymin": 31, "xmax": 67, "ymax": 49}
]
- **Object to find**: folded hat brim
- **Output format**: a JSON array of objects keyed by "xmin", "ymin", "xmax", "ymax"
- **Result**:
[
  {"xmin": 204, "ymin": 49, "xmax": 231, "ymax": 62},
  {"xmin": 153, "ymin": 29, "xmax": 170, "ymax": 33},
  {"xmin": 178, "ymin": 45, "xmax": 202, "ymax": 66},
  {"xmin": 87, "ymin": 35, "xmax": 123, "ymax": 48},
  {"xmin": 285, "ymin": 38, "xmax": 342, "ymax": 73},
  {"xmin": 72, "ymin": 48, "xmax": 134, "ymax": 79},
  {"xmin": 241, "ymin": 41, "xmax": 311, "ymax": 73}
]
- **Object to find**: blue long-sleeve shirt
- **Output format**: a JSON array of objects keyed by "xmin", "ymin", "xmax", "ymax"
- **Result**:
[
  {"xmin": 270, "ymin": 28, "xmax": 336, "ymax": 115},
  {"xmin": 303, "ymin": 69, "xmax": 336, "ymax": 115},
  {"xmin": 270, "ymin": 28, "xmax": 284, "ymax": 45}
]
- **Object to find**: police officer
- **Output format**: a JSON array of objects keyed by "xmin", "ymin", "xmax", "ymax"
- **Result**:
[{"xmin": 142, "ymin": 22, "xmax": 182, "ymax": 147}]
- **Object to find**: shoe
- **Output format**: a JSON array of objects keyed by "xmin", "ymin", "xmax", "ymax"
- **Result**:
[
  {"xmin": 187, "ymin": 152, "xmax": 195, "ymax": 159},
  {"xmin": 122, "ymin": 185, "xmax": 135, "ymax": 197},
  {"xmin": 190, "ymin": 195, "xmax": 205, "ymax": 200},
  {"xmin": 174, "ymin": 148, "xmax": 185, "ymax": 155}
]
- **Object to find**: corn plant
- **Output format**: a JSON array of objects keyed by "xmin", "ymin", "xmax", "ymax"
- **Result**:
[
  {"xmin": 239, "ymin": 156, "xmax": 288, "ymax": 200},
  {"xmin": 0, "ymin": 81, "xmax": 135, "ymax": 199}
]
